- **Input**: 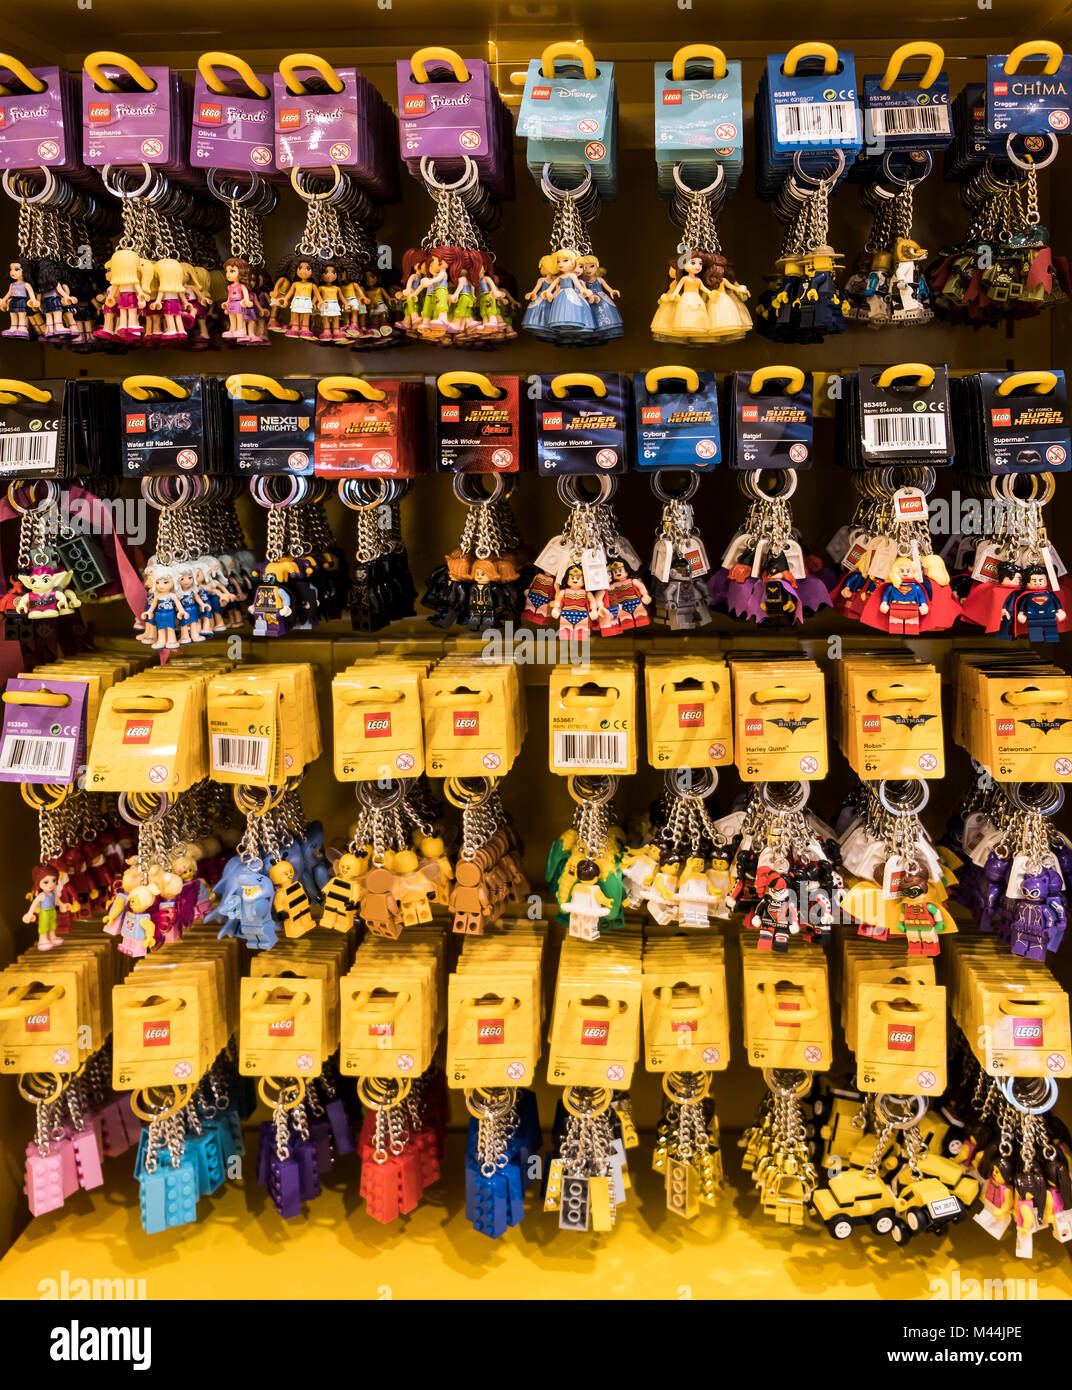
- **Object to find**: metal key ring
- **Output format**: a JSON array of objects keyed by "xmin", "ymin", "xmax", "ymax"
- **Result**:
[
  {"xmin": 880, "ymin": 148, "xmax": 933, "ymax": 187},
  {"xmin": 663, "ymin": 1070, "xmax": 711, "ymax": 1103},
  {"xmin": 763, "ymin": 1068, "xmax": 813, "ymax": 1098},
  {"xmin": 101, "ymin": 162, "xmax": 155, "ymax": 201},
  {"xmin": 250, "ymin": 473, "xmax": 304, "ymax": 509},
  {"xmin": 130, "ymin": 1084, "xmax": 194, "ymax": 1122},
  {"xmin": 232, "ymin": 783, "xmax": 286, "ymax": 816},
  {"xmin": 17, "ymin": 1071, "xmax": 72, "ymax": 1105},
  {"xmin": 464, "ymin": 1085, "xmax": 517, "ymax": 1121},
  {"xmin": 651, "ymin": 470, "xmax": 700, "ymax": 504},
  {"xmin": 289, "ymin": 163, "xmax": 343, "ymax": 201},
  {"xmin": 2, "ymin": 166, "xmax": 58, "ymax": 205},
  {"xmin": 6, "ymin": 478, "xmax": 59, "ymax": 514},
  {"xmin": 740, "ymin": 468, "xmax": 797, "ymax": 502},
  {"xmin": 759, "ymin": 781, "xmax": 809, "ymax": 814},
  {"xmin": 337, "ymin": 476, "xmax": 392, "ymax": 511},
  {"xmin": 257, "ymin": 1076, "xmax": 307, "ymax": 1111},
  {"xmin": 117, "ymin": 790, "xmax": 170, "ymax": 825},
  {"xmin": 1007, "ymin": 782, "xmax": 1064, "ymax": 817},
  {"xmin": 877, "ymin": 777, "xmax": 930, "ymax": 816},
  {"xmin": 206, "ymin": 167, "xmax": 263, "ymax": 206},
  {"xmin": 875, "ymin": 1092, "xmax": 928, "ymax": 1128},
  {"xmin": 791, "ymin": 148, "xmax": 846, "ymax": 186},
  {"xmin": 998, "ymin": 1075, "xmax": 1059, "ymax": 1114},
  {"xmin": 442, "ymin": 775, "xmax": 495, "ymax": 809},
  {"xmin": 664, "ymin": 766, "xmax": 717, "ymax": 799},
  {"xmin": 562, "ymin": 1085, "xmax": 612, "ymax": 1118},
  {"xmin": 556, "ymin": 473, "xmax": 617, "ymax": 508},
  {"xmin": 541, "ymin": 161, "xmax": 594, "ymax": 203},
  {"xmin": 357, "ymin": 1076, "xmax": 412, "ymax": 1110},
  {"xmin": 1005, "ymin": 131, "xmax": 1058, "ymax": 172},
  {"xmin": 672, "ymin": 161, "xmax": 725, "ymax": 198},
  {"xmin": 140, "ymin": 474, "xmax": 195, "ymax": 510},
  {"xmin": 20, "ymin": 783, "xmax": 71, "ymax": 812},
  {"xmin": 451, "ymin": 471, "xmax": 509, "ymax": 506},
  {"xmin": 355, "ymin": 779, "xmax": 405, "ymax": 812},
  {"xmin": 420, "ymin": 154, "xmax": 479, "ymax": 193},
  {"xmin": 566, "ymin": 773, "xmax": 618, "ymax": 807}
]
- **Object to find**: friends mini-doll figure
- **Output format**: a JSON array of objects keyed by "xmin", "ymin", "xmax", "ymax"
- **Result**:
[
  {"xmin": 146, "ymin": 567, "xmax": 180, "ymax": 651},
  {"xmin": 23, "ymin": 862, "xmax": 65, "ymax": 951},
  {"xmin": 1, "ymin": 257, "xmax": 39, "ymax": 339},
  {"xmin": 221, "ymin": 255, "xmax": 256, "ymax": 340},
  {"xmin": 151, "ymin": 257, "xmax": 191, "ymax": 341},
  {"xmin": 278, "ymin": 254, "xmax": 318, "ymax": 340},
  {"xmin": 35, "ymin": 259, "xmax": 77, "ymax": 340}
]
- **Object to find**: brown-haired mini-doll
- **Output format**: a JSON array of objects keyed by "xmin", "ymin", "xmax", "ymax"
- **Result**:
[
  {"xmin": 22, "ymin": 862, "xmax": 65, "ymax": 950},
  {"xmin": 396, "ymin": 248, "xmax": 427, "ymax": 333},
  {"xmin": 267, "ymin": 270, "xmax": 291, "ymax": 333},
  {"xmin": 316, "ymin": 258, "xmax": 348, "ymax": 343},
  {"xmin": 1, "ymin": 256, "xmax": 39, "ymax": 339},
  {"xmin": 35, "ymin": 259, "xmax": 77, "ymax": 340},
  {"xmin": 221, "ymin": 255, "xmax": 255, "ymax": 340},
  {"xmin": 278, "ymin": 254, "xmax": 318, "ymax": 340}
]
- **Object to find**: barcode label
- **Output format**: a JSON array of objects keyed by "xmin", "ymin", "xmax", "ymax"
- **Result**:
[
  {"xmin": 863, "ymin": 413, "xmax": 946, "ymax": 453},
  {"xmin": 868, "ymin": 105, "xmax": 950, "ymax": 137},
  {"xmin": 553, "ymin": 731, "xmax": 627, "ymax": 769},
  {"xmin": 211, "ymin": 734, "xmax": 269, "ymax": 776},
  {"xmin": 0, "ymin": 733, "xmax": 75, "ymax": 778},
  {"xmin": 775, "ymin": 101, "xmax": 858, "ymax": 143},
  {"xmin": 0, "ymin": 431, "xmax": 57, "ymax": 472}
]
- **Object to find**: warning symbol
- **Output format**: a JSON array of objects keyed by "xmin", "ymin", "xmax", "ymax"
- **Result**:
[
  {"xmin": 595, "ymin": 448, "xmax": 618, "ymax": 469},
  {"xmin": 148, "ymin": 765, "xmax": 169, "ymax": 785},
  {"xmin": 1047, "ymin": 1053, "xmax": 1066, "ymax": 1073},
  {"xmin": 606, "ymin": 1063, "xmax": 625, "ymax": 1082},
  {"xmin": 37, "ymin": 140, "xmax": 59, "ymax": 161},
  {"xmin": 714, "ymin": 122, "xmax": 737, "ymax": 140},
  {"xmin": 584, "ymin": 140, "xmax": 606, "ymax": 161},
  {"xmin": 459, "ymin": 129, "xmax": 481, "ymax": 150},
  {"xmin": 173, "ymin": 1061, "xmax": 193, "ymax": 1079},
  {"xmin": 708, "ymin": 742, "xmax": 726, "ymax": 760},
  {"xmin": 803, "ymin": 1045, "xmax": 822, "ymax": 1064},
  {"xmin": 52, "ymin": 1048, "xmax": 71, "ymax": 1066},
  {"xmin": 395, "ymin": 753, "xmax": 415, "ymax": 772},
  {"xmin": 491, "ymin": 448, "xmax": 514, "ymax": 468},
  {"xmin": 695, "ymin": 438, "xmax": 717, "ymax": 459},
  {"xmin": 916, "ymin": 1069, "xmax": 937, "ymax": 1089},
  {"xmin": 176, "ymin": 449, "xmax": 198, "ymax": 470},
  {"xmin": 251, "ymin": 146, "xmax": 273, "ymax": 166},
  {"xmin": 799, "ymin": 755, "xmax": 819, "ymax": 774},
  {"xmin": 1055, "ymin": 757, "xmax": 1072, "ymax": 777},
  {"xmin": 789, "ymin": 443, "xmax": 809, "ymax": 463},
  {"xmin": 701, "ymin": 1047, "xmax": 720, "ymax": 1066},
  {"xmin": 1050, "ymin": 110, "xmax": 1070, "ymax": 130},
  {"xmin": 506, "ymin": 1062, "xmax": 526, "ymax": 1080},
  {"xmin": 396, "ymin": 1053, "xmax": 414, "ymax": 1072},
  {"xmin": 288, "ymin": 452, "xmax": 308, "ymax": 470},
  {"xmin": 483, "ymin": 752, "xmax": 502, "ymax": 770},
  {"xmin": 329, "ymin": 142, "xmax": 351, "ymax": 162},
  {"xmin": 1046, "ymin": 444, "xmax": 1067, "ymax": 465},
  {"xmin": 578, "ymin": 118, "xmax": 599, "ymax": 135},
  {"xmin": 141, "ymin": 138, "xmax": 163, "ymax": 158},
  {"xmin": 917, "ymin": 753, "xmax": 938, "ymax": 772},
  {"xmin": 370, "ymin": 451, "xmax": 393, "ymax": 471},
  {"xmin": 296, "ymin": 1053, "xmax": 315, "ymax": 1072}
]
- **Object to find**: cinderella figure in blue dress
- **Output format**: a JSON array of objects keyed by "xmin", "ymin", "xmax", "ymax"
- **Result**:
[
  {"xmin": 580, "ymin": 255, "xmax": 623, "ymax": 342},
  {"xmin": 522, "ymin": 254, "xmax": 557, "ymax": 339},
  {"xmin": 544, "ymin": 250, "xmax": 597, "ymax": 343}
]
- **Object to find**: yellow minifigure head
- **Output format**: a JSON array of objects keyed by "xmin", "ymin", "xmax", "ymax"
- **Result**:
[
  {"xmin": 269, "ymin": 862, "xmax": 295, "ymax": 888},
  {"xmin": 393, "ymin": 849, "xmax": 419, "ymax": 874}
]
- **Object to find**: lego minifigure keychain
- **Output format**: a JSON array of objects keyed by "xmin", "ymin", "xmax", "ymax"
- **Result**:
[
  {"xmin": 845, "ymin": 152, "xmax": 933, "ymax": 327},
  {"xmin": 839, "ymin": 778, "xmax": 958, "ymax": 956},
  {"xmin": 442, "ymin": 776, "xmax": 528, "ymax": 935},
  {"xmin": 740, "ymin": 1068, "xmax": 819, "ymax": 1226},
  {"xmin": 205, "ymin": 169, "xmax": 278, "ymax": 346},
  {"xmin": 523, "ymin": 165, "xmax": 621, "ymax": 346},
  {"xmin": 337, "ymin": 477, "xmax": 417, "ymax": 632},
  {"xmin": 546, "ymin": 774, "xmax": 625, "ymax": 939},
  {"xmin": 247, "ymin": 475, "xmax": 349, "ymax": 636},
  {"xmin": 3, "ymin": 480, "xmax": 84, "ymax": 622},
  {"xmin": 754, "ymin": 151, "xmax": 849, "ymax": 344},
  {"xmin": 651, "ymin": 165, "xmax": 751, "ymax": 345},
  {"xmin": 709, "ymin": 471, "xmax": 831, "ymax": 627},
  {"xmin": 422, "ymin": 474, "xmax": 533, "ymax": 631},
  {"xmin": 625, "ymin": 768, "xmax": 730, "ymax": 928},
  {"xmin": 523, "ymin": 476, "xmax": 650, "ymax": 640},
  {"xmin": 647, "ymin": 473, "xmax": 712, "ymax": 630}
]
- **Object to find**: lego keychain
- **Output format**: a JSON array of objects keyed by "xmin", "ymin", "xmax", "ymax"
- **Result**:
[
  {"xmin": 443, "ymin": 776, "xmax": 529, "ymax": 936},
  {"xmin": 3, "ymin": 480, "xmax": 91, "ymax": 623},
  {"xmin": 257, "ymin": 1070, "xmax": 357, "ymax": 1220},
  {"xmin": 651, "ymin": 164, "xmax": 751, "ymax": 345},
  {"xmin": 206, "ymin": 170, "xmax": 277, "ymax": 346},
  {"xmin": 354, "ymin": 1072, "xmax": 447, "ymax": 1225},
  {"xmin": 839, "ymin": 778, "xmax": 958, "ymax": 956},
  {"xmin": 647, "ymin": 473, "xmax": 713, "ymax": 630},
  {"xmin": 248, "ymin": 475, "xmax": 349, "ymax": 636},
  {"xmin": 337, "ymin": 477, "xmax": 416, "ymax": 633},
  {"xmin": 708, "ymin": 470, "xmax": 832, "ymax": 626},
  {"xmin": 422, "ymin": 474, "xmax": 533, "ymax": 631},
  {"xmin": 844, "ymin": 152, "xmax": 933, "ymax": 327},
  {"xmin": 547, "ymin": 774, "xmax": 625, "ymax": 940},
  {"xmin": 523, "ymin": 476, "xmax": 650, "ymax": 640},
  {"xmin": 625, "ymin": 768, "xmax": 730, "ymax": 929},
  {"xmin": 754, "ymin": 151, "xmax": 849, "ymax": 344},
  {"xmin": 546, "ymin": 1085, "xmax": 630, "ymax": 1232},
  {"xmin": 740, "ymin": 1068, "xmax": 819, "ymax": 1226},
  {"xmin": 523, "ymin": 165, "xmax": 621, "ymax": 346},
  {"xmin": 464, "ymin": 1084, "xmax": 541, "ymax": 1238},
  {"xmin": 654, "ymin": 1071, "xmax": 724, "ymax": 1218},
  {"xmin": 726, "ymin": 781, "xmax": 842, "ymax": 950}
]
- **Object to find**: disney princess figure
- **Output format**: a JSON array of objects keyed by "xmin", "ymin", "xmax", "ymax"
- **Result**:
[
  {"xmin": 650, "ymin": 261, "xmax": 679, "ymax": 341},
  {"xmin": 522, "ymin": 254, "xmax": 558, "ymax": 339},
  {"xmin": 704, "ymin": 254, "xmax": 752, "ymax": 342},
  {"xmin": 150, "ymin": 257, "xmax": 190, "ymax": 340},
  {"xmin": 579, "ymin": 254, "xmax": 623, "ymax": 341},
  {"xmin": 220, "ymin": 255, "xmax": 255, "ymax": 340},
  {"xmin": 1, "ymin": 257, "xmax": 39, "ymax": 339},
  {"xmin": 544, "ymin": 249, "xmax": 597, "ymax": 341},
  {"xmin": 317, "ymin": 259, "xmax": 348, "ymax": 343},
  {"xmin": 146, "ymin": 567, "xmax": 180, "ymax": 651},
  {"xmin": 278, "ymin": 254, "xmax": 318, "ymax": 340},
  {"xmin": 657, "ymin": 252, "xmax": 712, "ymax": 341}
]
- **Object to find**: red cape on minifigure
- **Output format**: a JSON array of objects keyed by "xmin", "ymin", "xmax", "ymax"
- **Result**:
[{"xmin": 857, "ymin": 574, "xmax": 963, "ymax": 633}]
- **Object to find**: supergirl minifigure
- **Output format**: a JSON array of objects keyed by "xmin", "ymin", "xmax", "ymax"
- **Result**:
[
  {"xmin": 35, "ymin": 260, "xmax": 77, "ymax": 339},
  {"xmin": 23, "ymin": 863, "xmax": 65, "ymax": 950},
  {"xmin": 1, "ymin": 257, "xmax": 39, "ymax": 338},
  {"xmin": 221, "ymin": 256, "xmax": 255, "ymax": 340},
  {"xmin": 278, "ymin": 255, "xmax": 318, "ymax": 340},
  {"xmin": 551, "ymin": 564, "xmax": 600, "ymax": 641},
  {"xmin": 146, "ymin": 568, "xmax": 180, "ymax": 651},
  {"xmin": 317, "ymin": 259, "xmax": 348, "ymax": 343},
  {"xmin": 876, "ymin": 555, "xmax": 930, "ymax": 636}
]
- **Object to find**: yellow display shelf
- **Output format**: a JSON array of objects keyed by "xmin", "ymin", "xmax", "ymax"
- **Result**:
[{"xmin": 1, "ymin": 1133, "xmax": 1069, "ymax": 1301}]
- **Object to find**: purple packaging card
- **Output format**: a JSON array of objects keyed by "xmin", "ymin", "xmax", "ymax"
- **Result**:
[
  {"xmin": 396, "ymin": 59, "xmax": 492, "ymax": 160},
  {"xmin": 274, "ymin": 68, "xmax": 361, "ymax": 171},
  {"xmin": 82, "ymin": 65, "xmax": 173, "ymax": 166},
  {"xmin": 0, "ymin": 67, "xmax": 73, "ymax": 170},
  {"xmin": 0, "ymin": 678, "xmax": 87, "ymax": 785},
  {"xmin": 190, "ymin": 73, "xmax": 278, "ymax": 173}
]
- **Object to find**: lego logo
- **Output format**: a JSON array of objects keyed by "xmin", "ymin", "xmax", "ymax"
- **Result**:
[
  {"xmin": 199, "ymin": 102, "xmax": 223, "ymax": 124},
  {"xmin": 887, "ymin": 1026, "xmax": 915, "ymax": 1051},
  {"xmin": 678, "ymin": 703, "xmax": 704, "ymax": 726},
  {"xmin": 991, "ymin": 408, "xmax": 1012, "ymax": 427},
  {"xmin": 123, "ymin": 720, "xmax": 153, "ymax": 744},
  {"xmin": 997, "ymin": 719, "xmax": 1015, "ymax": 737},
  {"xmin": 581, "ymin": 1021, "xmax": 609, "ymax": 1045},
  {"xmin": 899, "ymin": 496, "xmax": 924, "ymax": 514},
  {"xmin": 403, "ymin": 95, "xmax": 427, "ymax": 115},
  {"xmin": 542, "ymin": 412, "xmax": 563, "ymax": 430},
  {"xmin": 862, "ymin": 715, "xmax": 881, "ymax": 733},
  {"xmin": 662, "ymin": 89, "xmax": 682, "ymax": 104},
  {"xmin": 268, "ymin": 1019, "xmax": 294, "ymax": 1037},
  {"xmin": 453, "ymin": 713, "xmax": 479, "ymax": 735},
  {"xmin": 364, "ymin": 713, "xmax": 392, "ymax": 738},
  {"xmin": 478, "ymin": 1020, "xmax": 504, "ymax": 1043},
  {"xmin": 368, "ymin": 1022, "xmax": 393, "ymax": 1037},
  {"xmin": 88, "ymin": 102, "xmax": 111, "ymax": 122},
  {"xmin": 0, "ymin": 110, "xmax": 6, "ymax": 128},
  {"xmin": 741, "ymin": 405, "xmax": 759, "ymax": 421},
  {"xmin": 126, "ymin": 414, "xmax": 146, "ymax": 433},
  {"xmin": 745, "ymin": 718, "xmax": 764, "ymax": 736},
  {"xmin": 440, "ymin": 405, "xmax": 460, "ymax": 421},
  {"xmin": 641, "ymin": 406, "xmax": 661, "ymax": 423},
  {"xmin": 279, "ymin": 108, "xmax": 300, "ymax": 127},
  {"xmin": 993, "ymin": 81, "xmax": 1009, "ymax": 96},
  {"xmin": 1014, "ymin": 1019, "xmax": 1043, "ymax": 1044},
  {"xmin": 143, "ymin": 1023, "xmax": 171, "ymax": 1046},
  {"xmin": 532, "ymin": 86, "xmax": 552, "ymax": 99},
  {"xmin": 239, "ymin": 415, "xmax": 258, "ymax": 433},
  {"xmin": 670, "ymin": 1019, "xmax": 697, "ymax": 1032},
  {"xmin": 24, "ymin": 1011, "xmax": 50, "ymax": 1032},
  {"xmin": 321, "ymin": 418, "xmax": 340, "ymax": 431}
]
